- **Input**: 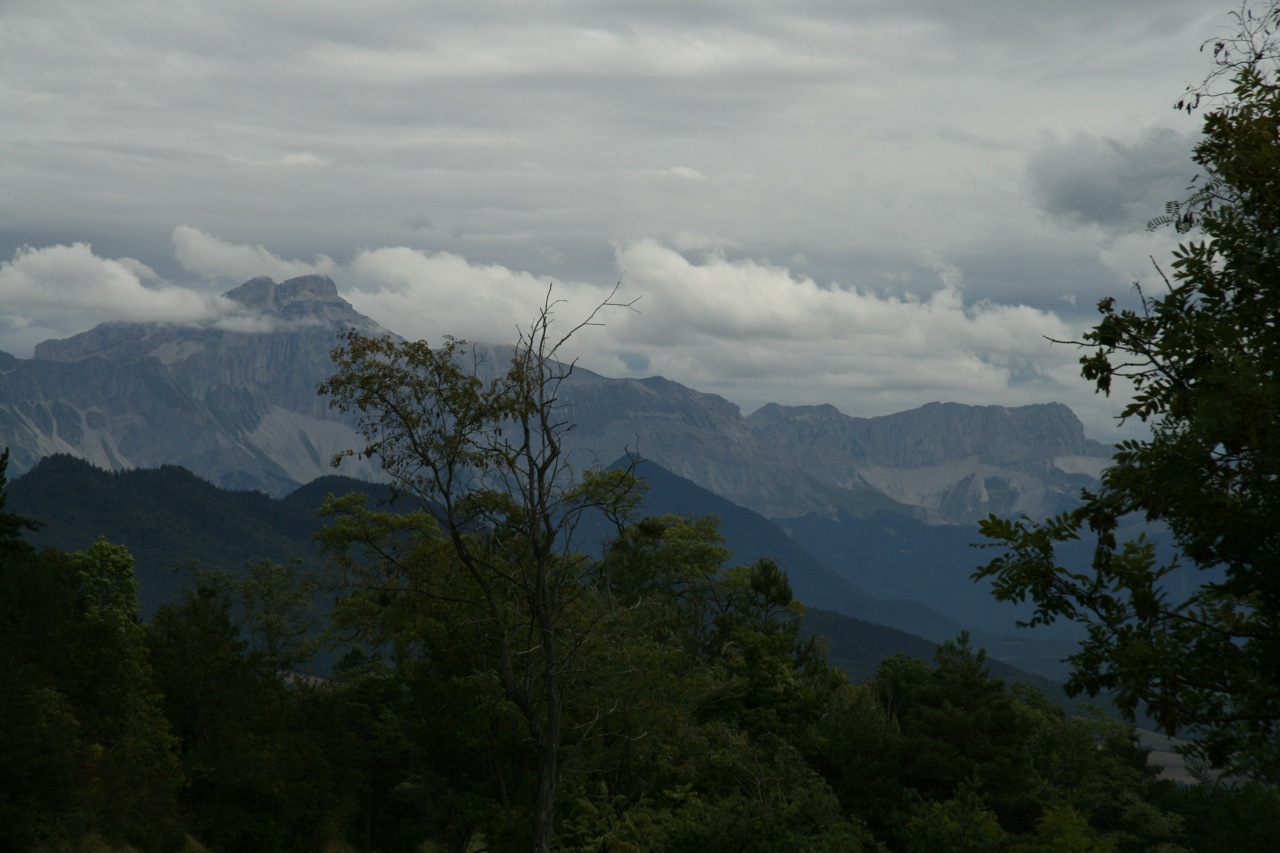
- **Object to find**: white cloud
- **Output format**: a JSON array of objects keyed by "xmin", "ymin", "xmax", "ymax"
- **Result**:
[
  {"xmin": 330, "ymin": 234, "xmax": 1106, "ymax": 433},
  {"xmin": 280, "ymin": 151, "xmax": 329, "ymax": 166},
  {"xmin": 0, "ymin": 0, "xmax": 1217, "ymax": 352},
  {"xmin": 225, "ymin": 151, "xmax": 333, "ymax": 167},
  {"xmin": 0, "ymin": 228, "xmax": 1133, "ymax": 439},
  {"xmin": 659, "ymin": 166, "xmax": 708, "ymax": 181},
  {"xmin": 267, "ymin": 226, "xmax": 1109, "ymax": 426},
  {"xmin": 605, "ymin": 240, "xmax": 1079, "ymax": 406},
  {"xmin": 172, "ymin": 225, "xmax": 337, "ymax": 283},
  {"xmin": 0, "ymin": 241, "xmax": 215, "ymax": 325},
  {"xmin": 3, "ymin": 0, "xmax": 1223, "ymax": 446},
  {"xmin": 0, "ymin": 239, "xmax": 327, "ymax": 354},
  {"xmin": 341, "ymin": 245, "xmax": 568, "ymax": 345},
  {"xmin": 1096, "ymin": 228, "xmax": 1186, "ymax": 290}
]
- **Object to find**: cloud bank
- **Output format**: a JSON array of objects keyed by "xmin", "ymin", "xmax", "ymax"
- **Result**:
[
  {"xmin": 2, "ymin": 0, "xmax": 1216, "ymax": 332},
  {"xmin": 0, "ymin": 242, "xmax": 226, "ymax": 356},
  {"xmin": 2, "ymin": 227, "xmax": 1127, "ymax": 437},
  {"xmin": 172, "ymin": 225, "xmax": 337, "ymax": 283}
]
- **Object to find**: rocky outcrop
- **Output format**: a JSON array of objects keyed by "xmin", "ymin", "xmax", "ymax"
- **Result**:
[
  {"xmin": 744, "ymin": 401, "xmax": 1113, "ymax": 522},
  {"xmin": 557, "ymin": 371, "xmax": 913, "ymax": 521}
]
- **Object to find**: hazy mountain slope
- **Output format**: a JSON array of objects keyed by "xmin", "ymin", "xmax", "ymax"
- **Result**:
[
  {"xmin": 7, "ymin": 454, "xmax": 345, "ymax": 614},
  {"xmin": 780, "ymin": 509, "xmax": 1088, "ymax": 680},
  {"xmin": 619, "ymin": 457, "xmax": 967, "ymax": 640},
  {"xmin": 746, "ymin": 401, "xmax": 1113, "ymax": 523},
  {"xmin": 778, "ymin": 510, "xmax": 1033, "ymax": 633},
  {"xmin": 560, "ymin": 371, "xmax": 918, "ymax": 521},
  {"xmin": 798, "ymin": 608, "xmax": 1066, "ymax": 696},
  {"xmin": 6, "ymin": 455, "xmax": 1054, "ymax": 687}
]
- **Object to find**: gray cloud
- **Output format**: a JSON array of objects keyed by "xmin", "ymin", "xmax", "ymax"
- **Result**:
[
  {"xmin": 0, "ymin": 227, "xmax": 1136, "ymax": 439},
  {"xmin": 0, "ymin": 0, "xmax": 1232, "ymax": 440},
  {"xmin": 1026, "ymin": 128, "xmax": 1199, "ymax": 230}
]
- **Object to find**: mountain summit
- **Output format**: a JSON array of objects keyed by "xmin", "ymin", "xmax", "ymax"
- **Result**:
[
  {"xmin": 1, "ymin": 275, "xmax": 388, "ymax": 493},
  {"xmin": 33, "ymin": 274, "xmax": 378, "ymax": 365}
]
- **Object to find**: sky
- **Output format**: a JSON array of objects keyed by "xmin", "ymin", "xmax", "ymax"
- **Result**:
[{"xmin": 0, "ymin": 0, "xmax": 1235, "ymax": 439}]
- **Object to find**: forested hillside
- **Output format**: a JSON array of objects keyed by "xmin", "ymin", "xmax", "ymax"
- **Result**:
[
  {"xmin": 8, "ymin": 452, "xmax": 1061, "ymax": 692},
  {"xmin": 5, "ymin": 448, "xmax": 1276, "ymax": 852}
]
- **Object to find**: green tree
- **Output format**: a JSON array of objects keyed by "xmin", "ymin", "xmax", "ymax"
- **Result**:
[
  {"xmin": 0, "ymin": 447, "xmax": 41, "ymax": 555},
  {"xmin": 854, "ymin": 636, "xmax": 1044, "ymax": 837},
  {"xmin": 0, "ymin": 528, "xmax": 184, "ymax": 849},
  {"xmin": 318, "ymin": 498, "xmax": 545, "ymax": 849},
  {"xmin": 238, "ymin": 558, "xmax": 322, "ymax": 675},
  {"xmin": 148, "ymin": 568, "xmax": 341, "ymax": 852},
  {"xmin": 977, "ymin": 2, "xmax": 1280, "ymax": 782},
  {"xmin": 555, "ymin": 516, "xmax": 870, "ymax": 852},
  {"xmin": 319, "ymin": 289, "xmax": 640, "ymax": 852},
  {"xmin": 814, "ymin": 639, "xmax": 1190, "ymax": 851}
]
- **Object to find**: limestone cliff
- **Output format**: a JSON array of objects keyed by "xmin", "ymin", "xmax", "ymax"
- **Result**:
[
  {"xmin": 744, "ymin": 401, "xmax": 1113, "ymax": 522},
  {"xmin": 1, "ymin": 275, "xmax": 386, "ymax": 493}
]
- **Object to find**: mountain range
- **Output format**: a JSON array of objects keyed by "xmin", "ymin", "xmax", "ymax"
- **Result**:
[
  {"xmin": 0, "ymin": 274, "xmax": 1118, "ymax": 679},
  {"xmin": 0, "ymin": 274, "xmax": 1112, "ymax": 525},
  {"xmin": 6, "ymin": 451, "xmax": 1064, "ymax": 696}
]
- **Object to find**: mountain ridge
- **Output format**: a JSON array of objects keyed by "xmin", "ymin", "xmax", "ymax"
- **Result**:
[
  {"xmin": 0, "ymin": 274, "xmax": 1113, "ymax": 524},
  {"xmin": 746, "ymin": 400, "xmax": 1113, "ymax": 523},
  {"xmin": 5, "ymin": 452, "xmax": 1063, "ymax": 691}
]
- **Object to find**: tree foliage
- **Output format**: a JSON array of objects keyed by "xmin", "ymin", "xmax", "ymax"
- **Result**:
[
  {"xmin": 0, "ymin": 530, "xmax": 184, "ymax": 849},
  {"xmin": 977, "ymin": 2, "xmax": 1280, "ymax": 782},
  {"xmin": 318, "ymin": 288, "xmax": 641, "ymax": 852}
]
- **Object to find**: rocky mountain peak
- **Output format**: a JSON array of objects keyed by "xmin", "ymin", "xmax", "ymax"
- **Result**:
[
  {"xmin": 750, "ymin": 402, "xmax": 842, "ymax": 424},
  {"xmin": 223, "ymin": 274, "xmax": 344, "ymax": 313},
  {"xmin": 32, "ymin": 275, "xmax": 380, "ymax": 365},
  {"xmin": 3, "ymin": 274, "xmax": 391, "ymax": 493},
  {"xmin": 221, "ymin": 274, "xmax": 369, "ymax": 329},
  {"xmin": 856, "ymin": 401, "xmax": 1104, "ymax": 468}
]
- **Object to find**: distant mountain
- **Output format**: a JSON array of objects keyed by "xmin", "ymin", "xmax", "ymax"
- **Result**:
[
  {"xmin": 798, "ymin": 608, "xmax": 1065, "ymax": 696},
  {"xmin": 0, "ymin": 275, "xmax": 386, "ymax": 494},
  {"xmin": 6, "ymin": 453, "xmax": 385, "ymax": 615},
  {"xmin": 0, "ymin": 274, "xmax": 1112, "ymax": 525},
  {"xmin": 0, "ymin": 273, "xmax": 1127, "ymax": 685},
  {"xmin": 7, "ymin": 452, "xmax": 961, "ymax": 641},
  {"xmin": 621, "ymin": 457, "xmax": 971, "ymax": 643},
  {"xmin": 615, "ymin": 457, "xmax": 1088, "ymax": 681},
  {"xmin": 6, "ymin": 454, "xmax": 1070, "ymax": 689},
  {"xmin": 746, "ymin": 401, "xmax": 1112, "ymax": 523},
  {"xmin": 558, "ymin": 371, "xmax": 920, "ymax": 521}
]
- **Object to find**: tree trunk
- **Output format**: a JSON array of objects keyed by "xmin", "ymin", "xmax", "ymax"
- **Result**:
[
  {"xmin": 532, "ymin": 598, "xmax": 562, "ymax": 853},
  {"xmin": 532, "ymin": 731, "xmax": 559, "ymax": 853}
]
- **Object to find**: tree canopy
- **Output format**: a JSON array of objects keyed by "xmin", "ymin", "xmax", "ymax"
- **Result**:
[
  {"xmin": 318, "ymin": 289, "xmax": 644, "ymax": 852},
  {"xmin": 977, "ymin": 1, "xmax": 1280, "ymax": 781}
]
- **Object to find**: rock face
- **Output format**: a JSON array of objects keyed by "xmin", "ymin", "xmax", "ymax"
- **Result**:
[
  {"xmin": 743, "ymin": 401, "xmax": 1113, "ymax": 523},
  {"xmin": 0, "ymin": 274, "xmax": 1114, "ymax": 520},
  {"xmin": 556, "ymin": 372, "xmax": 924, "ymax": 521},
  {"xmin": 1, "ymin": 275, "xmax": 387, "ymax": 493}
]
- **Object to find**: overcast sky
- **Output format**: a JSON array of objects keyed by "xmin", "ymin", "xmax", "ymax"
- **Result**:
[{"xmin": 0, "ymin": 0, "xmax": 1233, "ymax": 439}]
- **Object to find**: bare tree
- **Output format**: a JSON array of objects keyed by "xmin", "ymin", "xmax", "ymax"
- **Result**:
[{"xmin": 319, "ymin": 287, "xmax": 639, "ymax": 852}]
